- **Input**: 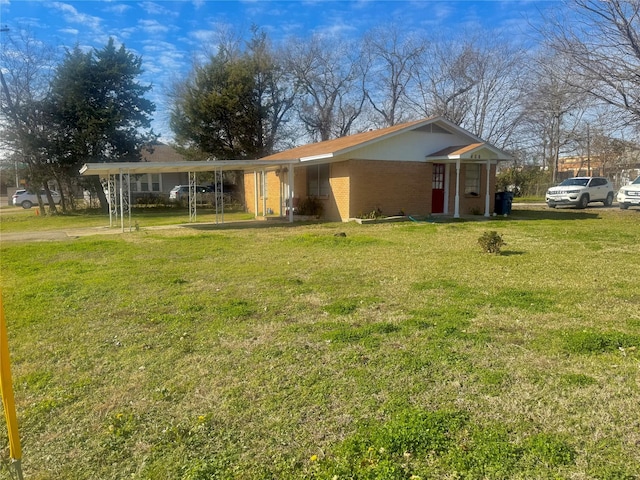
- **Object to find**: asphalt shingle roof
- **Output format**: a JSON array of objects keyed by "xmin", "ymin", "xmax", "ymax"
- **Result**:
[{"xmin": 261, "ymin": 118, "xmax": 432, "ymax": 161}]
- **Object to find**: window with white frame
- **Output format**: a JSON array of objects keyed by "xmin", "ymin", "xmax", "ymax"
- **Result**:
[
  {"xmin": 465, "ymin": 164, "xmax": 481, "ymax": 195},
  {"xmin": 307, "ymin": 164, "xmax": 330, "ymax": 196},
  {"xmin": 131, "ymin": 174, "xmax": 161, "ymax": 193}
]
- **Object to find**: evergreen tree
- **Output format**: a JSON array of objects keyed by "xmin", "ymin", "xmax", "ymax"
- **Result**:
[{"xmin": 48, "ymin": 38, "xmax": 156, "ymax": 210}]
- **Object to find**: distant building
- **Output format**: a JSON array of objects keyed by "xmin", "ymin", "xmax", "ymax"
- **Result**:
[{"xmin": 558, "ymin": 154, "xmax": 640, "ymax": 187}]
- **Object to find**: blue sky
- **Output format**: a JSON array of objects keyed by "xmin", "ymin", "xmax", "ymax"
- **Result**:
[{"xmin": 1, "ymin": 0, "xmax": 559, "ymax": 140}]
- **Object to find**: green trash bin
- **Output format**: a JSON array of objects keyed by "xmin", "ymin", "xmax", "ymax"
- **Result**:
[{"xmin": 494, "ymin": 192, "xmax": 514, "ymax": 215}]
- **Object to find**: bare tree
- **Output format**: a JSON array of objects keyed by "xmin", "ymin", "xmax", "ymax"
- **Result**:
[
  {"xmin": 547, "ymin": 0, "xmax": 640, "ymax": 123},
  {"xmin": 0, "ymin": 27, "xmax": 59, "ymax": 212},
  {"xmin": 246, "ymin": 28, "xmax": 298, "ymax": 155},
  {"xmin": 408, "ymin": 33, "xmax": 528, "ymax": 150},
  {"xmin": 362, "ymin": 25, "xmax": 426, "ymax": 127},
  {"xmin": 284, "ymin": 35, "xmax": 367, "ymax": 141},
  {"xmin": 521, "ymin": 50, "xmax": 590, "ymax": 181},
  {"xmin": 464, "ymin": 38, "xmax": 529, "ymax": 150},
  {"xmin": 410, "ymin": 37, "xmax": 478, "ymax": 125}
]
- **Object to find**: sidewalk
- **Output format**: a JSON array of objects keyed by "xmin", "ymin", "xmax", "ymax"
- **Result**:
[{"xmin": 0, "ymin": 226, "xmax": 125, "ymax": 243}]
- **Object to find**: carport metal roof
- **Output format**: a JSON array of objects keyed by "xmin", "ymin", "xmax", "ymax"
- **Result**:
[
  {"xmin": 79, "ymin": 159, "xmax": 298, "ymax": 176},
  {"xmin": 79, "ymin": 159, "xmax": 299, "ymax": 231}
]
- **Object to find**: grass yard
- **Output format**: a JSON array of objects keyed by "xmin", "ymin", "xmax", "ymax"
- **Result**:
[{"xmin": 1, "ymin": 206, "xmax": 639, "ymax": 479}]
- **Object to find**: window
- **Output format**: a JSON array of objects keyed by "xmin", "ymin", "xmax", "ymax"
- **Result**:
[
  {"xmin": 465, "ymin": 164, "xmax": 481, "ymax": 195},
  {"xmin": 432, "ymin": 163, "xmax": 444, "ymax": 189},
  {"xmin": 131, "ymin": 173, "xmax": 162, "ymax": 192},
  {"xmin": 307, "ymin": 164, "xmax": 330, "ymax": 196}
]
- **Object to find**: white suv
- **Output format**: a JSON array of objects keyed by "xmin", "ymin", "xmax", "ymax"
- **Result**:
[
  {"xmin": 546, "ymin": 177, "xmax": 614, "ymax": 209},
  {"xmin": 12, "ymin": 189, "xmax": 62, "ymax": 209},
  {"xmin": 617, "ymin": 176, "xmax": 640, "ymax": 210}
]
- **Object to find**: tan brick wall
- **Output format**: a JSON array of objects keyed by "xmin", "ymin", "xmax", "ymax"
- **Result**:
[
  {"xmin": 244, "ymin": 161, "xmax": 497, "ymax": 219},
  {"xmin": 243, "ymin": 168, "xmax": 307, "ymax": 216},
  {"xmin": 243, "ymin": 171, "xmax": 257, "ymax": 214},
  {"xmin": 446, "ymin": 163, "xmax": 497, "ymax": 215},
  {"xmin": 348, "ymin": 159, "xmax": 431, "ymax": 219},
  {"xmin": 326, "ymin": 161, "xmax": 349, "ymax": 220}
]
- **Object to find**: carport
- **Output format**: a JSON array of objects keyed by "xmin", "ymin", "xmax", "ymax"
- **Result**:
[{"xmin": 79, "ymin": 159, "xmax": 299, "ymax": 231}]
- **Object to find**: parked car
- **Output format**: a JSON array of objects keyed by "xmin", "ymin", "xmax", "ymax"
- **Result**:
[
  {"xmin": 617, "ymin": 176, "xmax": 640, "ymax": 210},
  {"xmin": 546, "ymin": 177, "xmax": 614, "ymax": 209},
  {"xmin": 169, "ymin": 185, "xmax": 214, "ymax": 203},
  {"xmin": 12, "ymin": 189, "xmax": 62, "ymax": 209}
]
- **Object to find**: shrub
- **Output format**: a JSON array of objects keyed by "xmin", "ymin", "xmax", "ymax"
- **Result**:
[
  {"xmin": 478, "ymin": 231, "xmax": 505, "ymax": 254},
  {"xmin": 297, "ymin": 196, "xmax": 323, "ymax": 216}
]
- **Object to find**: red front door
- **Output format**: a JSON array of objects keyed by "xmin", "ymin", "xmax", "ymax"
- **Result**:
[{"xmin": 432, "ymin": 163, "xmax": 445, "ymax": 213}]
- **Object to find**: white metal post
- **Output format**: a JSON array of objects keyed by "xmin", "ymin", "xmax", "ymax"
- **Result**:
[
  {"xmin": 261, "ymin": 170, "xmax": 267, "ymax": 217},
  {"xmin": 189, "ymin": 171, "xmax": 196, "ymax": 222},
  {"xmin": 253, "ymin": 171, "xmax": 259, "ymax": 217},
  {"xmin": 108, "ymin": 174, "xmax": 117, "ymax": 227},
  {"xmin": 125, "ymin": 170, "xmax": 131, "ymax": 232},
  {"xmin": 119, "ymin": 170, "xmax": 124, "ymax": 232}
]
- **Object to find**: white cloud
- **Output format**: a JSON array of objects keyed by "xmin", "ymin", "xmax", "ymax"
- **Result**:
[
  {"xmin": 103, "ymin": 4, "xmax": 131, "ymax": 15},
  {"xmin": 138, "ymin": 19, "xmax": 170, "ymax": 35},
  {"xmin": 50, "ymin": 2, "xmax": 102, "ymax": 31},
  {"xmin": 139, "ymin": 1, "xmax": 178, "ymax": 17},
  {"xmin": 59, "ymin": 27, "xmax": 79, "ymax": 36}
]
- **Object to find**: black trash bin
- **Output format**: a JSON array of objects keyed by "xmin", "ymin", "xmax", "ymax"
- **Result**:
[{"xmin": 494, "ymin": 192, "xmax": 514, "ymax": 215}]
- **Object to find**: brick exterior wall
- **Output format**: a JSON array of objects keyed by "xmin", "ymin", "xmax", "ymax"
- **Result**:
[
  {"xmin": 347, "ymin": 159, "xmax": 431, "ymax": 219},
  {"xmin": 446, "ymin": 163, "xmax": 497, "ymax": 216},
  {"xmin": 243, "ymin": 168, "xmax": 307, "ymax": 216},
  {"xmin": 244, "ymin": 160, "xmax": 498, "ymax": 220}
]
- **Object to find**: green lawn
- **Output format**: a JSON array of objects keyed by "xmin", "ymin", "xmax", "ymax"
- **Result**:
[{"xmin": 1, "ymin": 206, "xmax": 639, "ymax": 479}]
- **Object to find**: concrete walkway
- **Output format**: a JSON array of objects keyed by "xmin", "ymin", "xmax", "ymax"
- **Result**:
[{"xmin": 0, "ymin": 226, "xmax": 127, "ymax": 243}]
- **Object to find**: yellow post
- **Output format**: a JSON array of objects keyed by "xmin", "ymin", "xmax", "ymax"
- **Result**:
[{"xmin": 0, "ymin": 291, "xmax": 24, "ymax": 479}]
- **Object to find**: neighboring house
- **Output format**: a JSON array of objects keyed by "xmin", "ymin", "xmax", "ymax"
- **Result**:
[
  {"xmin": 131, "ymin": 142, "xmax": 189, "ymax": 199},
  {"xmin": 244, "ymin": 117, "xmax": 511, "ymax": 221}
]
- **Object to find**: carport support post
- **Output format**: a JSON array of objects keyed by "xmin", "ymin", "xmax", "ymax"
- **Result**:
[
  {"xmin": 119, "ymin": 170, "xmax": 124, "ymax": 232},
  {"xmin": 107, "ymin": 174, "xmax": 117, "ymax": 227},
  {"xmin": 253, "ymin": 171, "xmax": 259, "ymax": 218},
  {"xmin": 118, "ymin": 169, "xmax": 131, "ymax": 233},
  {"xmin": 261, "ymin": 169, "xmax": 267, "ymax": 217},
  {"xmin": 484, "ymin": 159, "xmax": 491, "ymax": 217},
  {"xmin": 189, "ymin": 171, "xmax": 196, "ymax": 222}
]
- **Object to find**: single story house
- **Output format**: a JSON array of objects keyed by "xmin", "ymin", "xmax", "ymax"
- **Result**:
[
  {"xmin": 244, "ymin": 116, "xmax": 512, "ymax": 221},
  {"xmin": 131, "ymin": 142, "xmax": 189, "ymax": 199}
]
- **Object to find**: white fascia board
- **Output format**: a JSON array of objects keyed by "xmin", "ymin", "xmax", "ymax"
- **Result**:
[{"xmin": 300, "ymin": 153, "xmax": 334, "ymax": 162}]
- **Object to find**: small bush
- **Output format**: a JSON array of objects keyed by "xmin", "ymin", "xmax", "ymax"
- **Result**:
[
  {"xmin": 478, "ymin": 231, "xmax": 505, "ymax": 254},
  {"xmin": 359, "ymin": 207, "xmax": 383, "ymax": 219},
  {"xmin": 297, "ymin": 196, "xmax": 323, "ymax": 216}
]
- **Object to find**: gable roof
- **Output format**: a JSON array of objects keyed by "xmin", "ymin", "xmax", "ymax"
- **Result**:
[
  {"xmin": 262, "ymin": 118, "xmax": 441, "ymax": 161},
  {"xmin": 261, "ymin": 116, "xmax": 510, "ymax": 163},
  {"xmin": 141, "ymin": 142, "xmax": 186, "ymax": 163}
]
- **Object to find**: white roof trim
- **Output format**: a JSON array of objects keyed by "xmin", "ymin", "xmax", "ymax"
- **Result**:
[{"xmin": 300, "ymin": 153, "xmax": 334, "ymax": 162}]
